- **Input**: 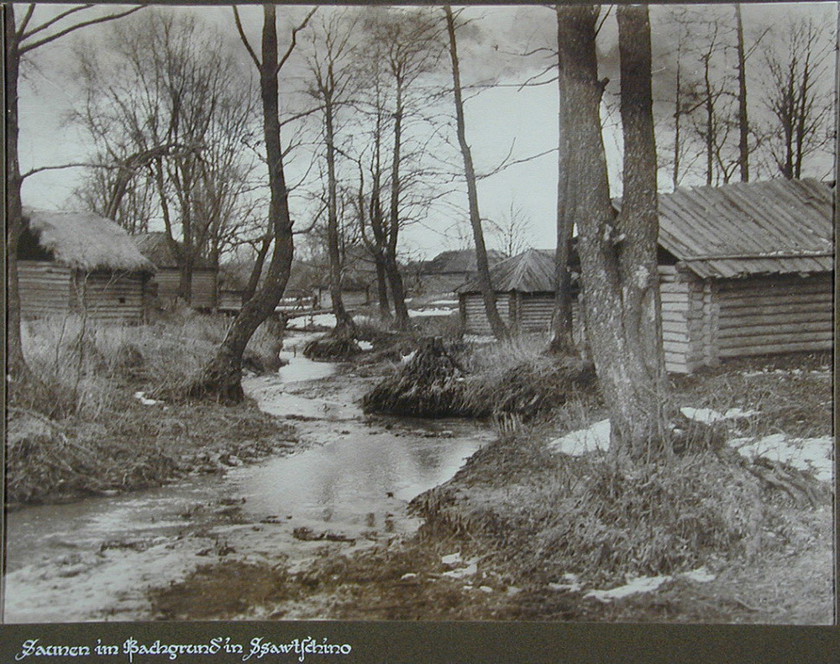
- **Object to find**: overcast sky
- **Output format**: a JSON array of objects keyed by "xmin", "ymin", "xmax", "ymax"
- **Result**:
[{"xmin": 17, "ymin": 3, "xmax": 837, "ymax": 260}]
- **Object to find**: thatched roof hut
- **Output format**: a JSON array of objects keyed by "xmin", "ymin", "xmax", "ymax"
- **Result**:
[
  {"xmin": 418, "ymin": 248, "xmax": 507, "ymax": 295},
  {"xmin": 18, "ymin": 208, "xmax": 154, "ymax": 323},
  {"xmin": 22, "ymin": 208, "xmax": 154, "ymax": 273}
]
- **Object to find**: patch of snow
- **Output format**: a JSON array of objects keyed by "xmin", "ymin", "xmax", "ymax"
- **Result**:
[
  {"xmin": 400, "ymin": 350, "xmax": 417, "ymax": 365},
  {"xmin": 549, "ymin": 573, "xmax": 582, "ymax": 593},
  {"xmin": 133, "ymin": 391, "xmax": 160, "ymax": 406},
  {"xmin": 548, "ymin": 419, "xmax": 611, "ymax": 456},
  {"xmin": 429, "ymin": 299, "xmax": 458, "ymax": 306},
  {"xmin": 400, "ymin": 573, "xmax": 418, "ymax": 581},
  {"xmin": 729, "ymin": 434, "xmax": 833, "ymax": 482},
  {"xmin": 286, "ymin": 313, "xmax": 336, "ymax": 330},
  {"xmin": 681, "ymin": 567, "xmax": 716, "ymax": 583},
  {"xmin": 441, "ymin": 552, "xmax": 462, "ymax": 566},
  {"xmin": 478, "ymin": 585, "xmax": 494, "ymax": 593},
  {"xmin": 680, "ymin": 407, "xmax": 759, "ymax": 424},
  {"xmin": 408, "ymin": 307, "xmax": 455, "ymax": 317},
  {"xmin": 585, "ymin": 575, "xmax": 672, "ymax": 602},
  {"xmin": 356, "ymin": 340, "xmax": 373, "ymax": 351},
  {"xmin": 443, "ymin": 561, "xmax": 478, "ymax": 579}
]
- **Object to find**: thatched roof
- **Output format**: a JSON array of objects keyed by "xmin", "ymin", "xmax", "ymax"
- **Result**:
[
  {"xmin": 458, "ymin": 249, "xmax": 556, "ymax": 294},
  {"xmin": 422, "ymin": 249, "xmax": 506, "ymax": 275},
  {"xmin": 133, "ymin": 232, "xmax": 213, "ymax": 269},
  {"xmin": 23, "ymin": 208, "xmax": 154, "ymax": 273}
]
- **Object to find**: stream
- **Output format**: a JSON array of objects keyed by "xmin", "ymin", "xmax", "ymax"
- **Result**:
[{"xmin": 3, "ymin": 333, "xmax": 493, "ymax": 623}]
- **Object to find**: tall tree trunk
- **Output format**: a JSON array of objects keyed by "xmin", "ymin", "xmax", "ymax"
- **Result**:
[
  {"xmin": 5, "ymin": 6, "xmax": 27, "ymax": 378},
  {"xmin": 558, "ymin": 5, "xmax": 669, "ymax": 461},
  {"xmin": 192, "ymin": 5, "xmax": 295, "ymax": 402},
  {"xmin": 444, "ymin": 5, "xmax": 507, "ymax": 340},
  {"xmin": 735, "ymin": 3, "xmax": 750, "ymax": 182},
  {"xmin": 324, "ymin": 94, "xmax": 354, "ymax": 335},
  {"xmin": 549, "ymin": 3, "xmax": 575, "ymax": 354},
  {"xmin": 386, "ymin": 80, "xmax": 411, "ymax": 330}
]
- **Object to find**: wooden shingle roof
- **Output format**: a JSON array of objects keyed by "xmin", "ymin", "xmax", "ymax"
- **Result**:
[
  {"xmin": 457, "ymin": 248, "xmax": 556, "ymax": 294},
  {"xmin": 657, "ymin": 178, "xmax": 834, "ymax": 279}
]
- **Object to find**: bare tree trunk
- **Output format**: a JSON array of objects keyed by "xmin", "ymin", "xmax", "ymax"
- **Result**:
[
  {"xmin": 549, "ymin": 3, "xmax": 575, "ymax": 354},
  {"xmin": 735, "ymin": 3, "xmax": 750, "ymax": 182},
  {"xmin": 324, "ymin": 91, "xmax": 354, "ymax": 335},
  {"xmin": 192, "ymin": 5, "xmax": 296, "ymax": 402},
  {"xmin": 444, "ymin": 5, "xmax": 507, "ymax": 340},
  {"xmin": 558, "ymin": 5, "xmax": 669, "ymax": 461},
  {"xmin": 5, "ymin": 8, "xmax": 27, "ymax": 378},
  {"xmin": 386, "ymin": 80, "xmax": 411, "ymax": 330}
]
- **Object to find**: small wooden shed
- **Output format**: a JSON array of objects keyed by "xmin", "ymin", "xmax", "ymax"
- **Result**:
[
  {"xmin": 656, "ymin": 178, "xmax": 833, "ymax": 373},
  {"xmin": 457, "ymin": 248, "xmax": 577, "ymax": 335},
  {"xmin": 17, "ymin": 208, "xmax": 155, "ymax": 324},
  {"xmin": 133, "ymin": 232, "xmax": 218, "ymax": 310}
]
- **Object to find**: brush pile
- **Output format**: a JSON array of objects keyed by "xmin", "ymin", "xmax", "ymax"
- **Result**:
[
  {"xmin": 462, "ymin": 354, "xmax": 597, "ymax": 420},
  {"xmin": 303, "ymin": 329, "xmax": 361, "ymax": 361},
  {"xmin": 362, "ymin": 336, "xmax": 468, "ymax": 417}
]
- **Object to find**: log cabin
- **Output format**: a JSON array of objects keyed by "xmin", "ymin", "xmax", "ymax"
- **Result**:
[
  {"xmin": 457, "ymin": 248, "xmax": 579, "ymax": 335},
  {"xmin": 655, "ymin": 178, "xmax": 833, "ymax": 373},
  {"xmin": 17, "ymin": 208, "xmax": 155, "ymax": 324},
  {"xmin": 458, "ymin": 179, "xmax": 833, "ymax": 373},
  {"xmin": 133, "ymin": 232, "xmax": 217, "ymax": 310}
]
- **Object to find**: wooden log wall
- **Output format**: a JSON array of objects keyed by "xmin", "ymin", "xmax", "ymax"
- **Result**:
[
  {"xmin": 659, "ymin": 265, "xmax": 706, "ymax": 373},
  {"xmin": 461, "ymin": 292, "xmax": 511, "ymax": 335},
  {"xmin": 517, "ymin": 293, "xmax": 556, "ymax": 333},
  {"xmin": 716, "ymin": 273, "xmax": 832, "ymax": 357},
  {"xmin": 151, "ymin": 268, "xmax": 217, "ymax": 309},
  {"xmin": 17, "ymin": 261, "xmax": 72, "ymax": 318},
  {"xmin": 71, "ymin": 271, "xmax": 148, "ymax": 324}
]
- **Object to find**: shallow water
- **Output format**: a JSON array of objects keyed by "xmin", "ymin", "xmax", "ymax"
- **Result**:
[{"xmin": 3, "ymin": 334, "xmax": 492, "ymax": 622}]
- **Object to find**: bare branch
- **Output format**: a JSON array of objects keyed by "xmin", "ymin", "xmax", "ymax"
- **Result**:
[
  {"xmin": 20, "ymin": 4, "xmax": 93, "ymax": 42},
  {"xmin": 232, "ymin": 6, "xmax": 261, "ymax": 70},
  {"xmin": 16, "ymin": 4, "xmax": 37, "ymax": 41},
  {"xmin": 276, "ymin": 7, "xmax": 318, "ymax": 75},
  {"xmin": 20, "ymin": 6, "xmax": 144, "ymax": 55}
]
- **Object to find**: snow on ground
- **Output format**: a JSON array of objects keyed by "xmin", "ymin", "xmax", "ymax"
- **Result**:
[
  {"xmin": 357, "ymin": 340, "xmax": 373, "ymax": 351},
  {"xmin": 680, "ymin": 407, "xmax": 759, "ymax": 424},
  {"xmin": 730, "ymin": 434, "xmax": 833, "ymax": 482},
  {"xmin": 408, "ymin": 307, "xmax": 456, "ymax": 317},
  {"xmin": 549, "ymin": 413, "xmax": 833, "ymax": 482},
  {"xmin": 286, "ymin": 312, "xmax": 336, "ymax": 330},
  {"xmin": 547, "ymin": 419, "xmax": 611, "ymax": 456},
  {"xmin": 582, "ymin": 567, "xmax": 716, "ymax": 603},
  {"xmin": 429, "ymin": 299, "xmax": 458, "ymax": 306},
  {"xmin": 585, "ymin": 575, "xmax": 672, "ymax": 602}
]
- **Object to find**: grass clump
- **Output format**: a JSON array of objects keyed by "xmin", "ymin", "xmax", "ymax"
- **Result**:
[
  {"xmin": 7, "ymin": 312, "xmax": 293, "ymax": 504},
  {"xmin": 362, "ymin": 337, "xmax": 469, "ymax": 417}
]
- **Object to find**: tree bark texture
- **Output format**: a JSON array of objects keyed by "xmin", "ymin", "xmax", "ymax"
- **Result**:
[
  {"xmin": 444, "ymin": 5, "xmax": 507, "ymax": 340},
  {"xmin": 735, "ymin": 4, "xmax": 750, "ymax": 182},
  {"xmin": 549, "ymin": 4, "xmax": 575, "ymax": 354},
  {"xmin": 192, "ymin": 5, "xmax": 295, "ymax": 402},
  {"xmin": 5, "ymin": 6, "xmax": 27, "ymax": 378},
  {"xmin": 558, "ymin": 5, "xmax": 669, "ymax": 460}
]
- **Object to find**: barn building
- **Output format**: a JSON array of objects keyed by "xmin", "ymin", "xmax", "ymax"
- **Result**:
[
  {"xmin": 655, "ymin": 178, "xmax": 833, "ymax": 373},
  {"xmin": 458, "ymin": 178, "xmax": 833, "ymax": 373},
  {"xmin": 457, "ymin": 248, "xmax": 577, "ymax": 335},
  {"xmin": 419, "ymin": 248, "xmax": 507, "ymax": 295},
  {"xmin": 133, "ymin": 232, "xmax": 218, "ymax": 310},
  {"xmin": 17, "ymin": 208, "xmax": 154, "ymax": 324}
]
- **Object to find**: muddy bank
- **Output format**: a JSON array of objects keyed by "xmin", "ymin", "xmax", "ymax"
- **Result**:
[{"xmin": 6, "ymin": 393, "xmax": 297, "ymax": 506}]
